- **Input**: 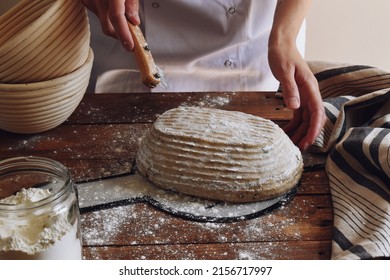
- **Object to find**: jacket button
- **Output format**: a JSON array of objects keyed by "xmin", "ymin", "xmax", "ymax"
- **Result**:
[
  {"xmin": 228, "ymin": 7, "xmax": 236, "ymax": 14},
  {"xmin": 224, "ymin": 60, "xmax": 233, "ymax": 67},
  {"xmin": 152, "ymin": 2, "xmax": 160, "ymax": 8}
]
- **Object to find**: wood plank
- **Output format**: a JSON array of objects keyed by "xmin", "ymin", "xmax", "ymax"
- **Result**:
[
  {"xmin": 298, "ymin": 170, "xmax": 330, "ymax": 195},
  {"xmin": 0, "ymin": 124, "xmax": 149, "ymax": 160},
  {"xmin": 80, "ymin": 194, "xmax": 333, "ymax": 247},
  {"xmin": 82, "ymin": 240, "xmax": 331, "ymax": 260},
  {"xmin": 69, "ymin": 92, "xmax": 292, "ymax": 124},
  {"xmin": 0, "ymin": 124, "xmax": 147, "ymax": 180}
]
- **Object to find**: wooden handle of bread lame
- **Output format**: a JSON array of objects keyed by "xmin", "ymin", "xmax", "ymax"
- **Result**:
[{"xmin": 128, "ymin": 22, "xmax": 161, "ymax": 88}]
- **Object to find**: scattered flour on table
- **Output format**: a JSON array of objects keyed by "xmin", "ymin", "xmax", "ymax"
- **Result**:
[
  {"xmin": 81, "ymin": 201, "xmax": 301, "ymax": 260},
  {"xmin": 81, "ymin": 205, "xmax": 134, "ymax": 246},
  {"xmin": 179, "ymin": 93, "xmax": 233, "ymax": 108}
]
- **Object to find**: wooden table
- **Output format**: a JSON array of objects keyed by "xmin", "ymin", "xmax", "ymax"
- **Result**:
[{"xmin": 0, "ymin": 92, "xmax": 332, "ymax": 260}]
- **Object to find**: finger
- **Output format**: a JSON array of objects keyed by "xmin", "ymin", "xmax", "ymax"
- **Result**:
[
  {"xmin": 83, "ymin": 0, "xmax": 117, "ymax": 39},
  {"xmin": 125, "ymin": 0, "xmax": 140, "ymax": 25},
  {"xmin": 108, "ymin": 0, "xmax": 134, "ymax": 51},
  {"xmin": 280, "ymin": 71, "xmax": 301, "ymax": 110},
  {"xmin": 283, "ymin": 109, "xmax": 303, "ymax": 134},
  {"xmin": 301, "ymin": 81, "xmax": 325, "ymax": 147},
  {"xmin": 290, "ymin": 110, "xmax": 310, "ymax": 147},
  {"xmin": 97, "ymin": 10, "xmax": 117, "ymax": 39},
  {"xmin": 292, "ymin": 71, "xmax": 324, "ymax": 150},
  {"xmin": 298, "ymin": 107, "xmax": 325, "ymax": 150}
]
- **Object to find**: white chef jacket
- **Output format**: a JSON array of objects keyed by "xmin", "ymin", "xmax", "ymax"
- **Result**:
[{"xmin": 90, "ymin": 0, "xmax": 306, "ymax": 93}]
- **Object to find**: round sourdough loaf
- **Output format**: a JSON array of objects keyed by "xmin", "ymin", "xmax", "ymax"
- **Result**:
[{"xmin": 136, "ymin": 107, "xmax": 303, "ymax": 202}]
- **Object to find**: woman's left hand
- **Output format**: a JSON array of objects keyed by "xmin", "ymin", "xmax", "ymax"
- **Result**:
[{"xmin": 268, "ymin": 43, "xmax": 325, "ymax": 150}]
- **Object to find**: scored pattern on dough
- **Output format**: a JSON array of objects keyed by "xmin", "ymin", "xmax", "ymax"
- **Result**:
[{"xmin": 136, "ymin": 107, "xmax": 303, "ymax": 202}]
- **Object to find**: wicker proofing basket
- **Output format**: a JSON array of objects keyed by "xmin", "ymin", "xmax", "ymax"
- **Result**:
[
  {"xmin": 0, "ymin": 0, "xmax": 90, "ymax": 83},
  {"xmin": 0, "ymin": 48, "xmax": 94, "ymax": 134}
]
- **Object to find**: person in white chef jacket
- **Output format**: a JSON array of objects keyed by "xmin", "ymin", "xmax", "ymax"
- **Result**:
[{"xmin": 86, "ymin": 0, "xmax": 326, "ymax": 150}]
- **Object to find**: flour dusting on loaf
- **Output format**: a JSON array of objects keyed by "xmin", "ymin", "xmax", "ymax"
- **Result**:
[{"xmin": 136, "ymin": 107, "xmax": 303, "ymax": 202}]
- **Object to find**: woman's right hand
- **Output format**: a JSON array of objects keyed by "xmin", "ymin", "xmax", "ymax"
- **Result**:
[{"xmin": 81, "ymin": 0, "xmax": 140, "ymax": 51}]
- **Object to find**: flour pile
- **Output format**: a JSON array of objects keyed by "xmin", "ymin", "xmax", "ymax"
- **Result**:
[{"xmin": 0, "ymin": 188, "xmax": 81, "ymax": 260}]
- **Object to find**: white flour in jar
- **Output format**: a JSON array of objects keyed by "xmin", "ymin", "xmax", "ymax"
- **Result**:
[{"xmin": 0, "ymin": 188, "xmax": 82, "ymax": 260}]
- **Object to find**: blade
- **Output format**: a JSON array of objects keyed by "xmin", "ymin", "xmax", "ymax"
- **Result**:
[{"xmin": 77, "ymin": 173, "xmax": 153, "ymax": 209}]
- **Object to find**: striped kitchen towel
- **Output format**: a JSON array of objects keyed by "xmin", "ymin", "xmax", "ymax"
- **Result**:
[{"xmin": 308, "ymin": 61, "xmax": 390, "ymax": 259}]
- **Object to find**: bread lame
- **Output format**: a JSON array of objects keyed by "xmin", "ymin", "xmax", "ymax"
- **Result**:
[{"xmin": 128, "ymin": 22, "xmax": 162, "ymax": 88}]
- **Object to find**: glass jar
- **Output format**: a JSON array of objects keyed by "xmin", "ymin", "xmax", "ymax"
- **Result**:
[{"xmin": 0, "ymin": 156, "xmax": 82, "ymax": 260}]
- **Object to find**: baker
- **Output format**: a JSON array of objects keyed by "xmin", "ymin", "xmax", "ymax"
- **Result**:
[{"xmin": 82, "ymin": 0, "xmax": 324, "ymax": 151}]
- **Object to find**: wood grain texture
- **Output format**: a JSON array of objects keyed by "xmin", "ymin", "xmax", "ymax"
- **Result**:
[{"xmin": 0, "ymin": 92, "xmax": 332, "ymax": 260}]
